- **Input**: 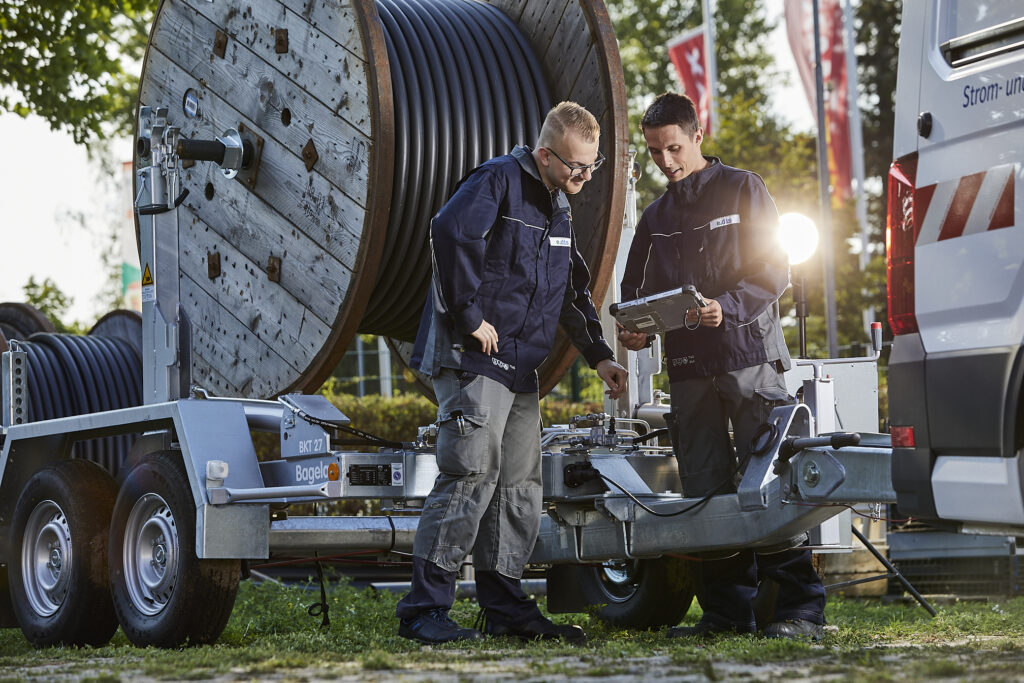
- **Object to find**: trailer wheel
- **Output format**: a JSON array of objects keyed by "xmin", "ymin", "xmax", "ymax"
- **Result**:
[
  {"xmin": 108, "ymin": 453, "xmax": 239, "ymax": 647},
  {"xmin": 9, "ymin": 459, "xmax": 118, "ymax": 646},
  {"xmin": 577, "ymin": 557, "xmax": 696, "ymax": 629}
]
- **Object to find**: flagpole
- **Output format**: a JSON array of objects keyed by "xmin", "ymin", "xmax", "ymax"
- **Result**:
[
  {"xmin": 842, "ymin": 0, "xmax": 876, "ymax": 335},
  {"xmin": 702, "ymin": 0, "xmax": 718, "ymax": 133},
  {"xmin": 812, "ymin": 0, "xmax": 839, "ymax": 358}
]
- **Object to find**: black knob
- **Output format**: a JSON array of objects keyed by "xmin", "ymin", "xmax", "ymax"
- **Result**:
[{"xmin": 917, "ymin": 112, "xmax": 933, "ymax": 138}]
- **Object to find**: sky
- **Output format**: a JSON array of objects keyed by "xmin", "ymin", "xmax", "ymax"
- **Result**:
[
  {"xmin": 0, "ymin": 116, "xmax": 134, "ymax": 322},
  {"xmin": 0, "ymin": 0, "xmax": 813, "ymax": 326}
]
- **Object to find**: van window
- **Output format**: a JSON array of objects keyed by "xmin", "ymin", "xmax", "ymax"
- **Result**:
[{"xmin": 940, "ymin": 1, "xmax": 1024, "ymax": 67}]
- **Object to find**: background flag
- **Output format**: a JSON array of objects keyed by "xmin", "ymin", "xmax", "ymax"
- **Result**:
[
  {"xmin": 667, "ymin": 26, "xmax": 713, "ymax": 137},
  {"xmin": 785, "ymin": 0, "xmax": 853, "ymax": 203}
]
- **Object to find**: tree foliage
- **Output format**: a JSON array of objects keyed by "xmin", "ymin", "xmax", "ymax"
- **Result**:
[
  {"xmin": 22, "ymin": 276, "xmax": 88, "ymax": 334},
  {"xmin": 0, "ymin": 0, "xmax": 152, "ymax": 145},
  {"xmin": 609, "ymin": 0, "xmax": 818, "ymax": 207}
]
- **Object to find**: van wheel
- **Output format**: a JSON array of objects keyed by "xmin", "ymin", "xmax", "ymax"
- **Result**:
[
  {"xmin": 109, "ymin": 453, "xmax": 239, "ymax": 647},
  {"xmin": 9, "ymin": 459, "xmax": 118, "ymax": 646},
  {"xmin": 578, "ymin": 557, "xmax": 696, "ymax": 628}
]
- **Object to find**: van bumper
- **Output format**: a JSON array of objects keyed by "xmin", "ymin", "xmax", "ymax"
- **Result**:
[{"xmin": 890, "ymin": 333, "xmax": 1024, "ymax": 522}]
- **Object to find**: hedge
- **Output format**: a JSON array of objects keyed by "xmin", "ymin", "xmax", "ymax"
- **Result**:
[{"xmin": 319, "ymin": 381, "xmax": 601, "ymax": 445}]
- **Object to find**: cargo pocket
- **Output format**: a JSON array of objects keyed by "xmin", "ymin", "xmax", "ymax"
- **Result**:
[
  {"xmin": 435, "ymin": 408, "xmax": 490, "ymax": 475},
  {"xmin": 457, "ymin": 370, "xmax": 482, "ymax": 390},
  {"xmin": 754, "ymin": 386, "xmax": 793, "ymax": 424}
]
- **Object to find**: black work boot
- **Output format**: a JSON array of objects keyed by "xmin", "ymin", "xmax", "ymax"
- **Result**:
[
  {"xmin": 476, "ymin": 608, "xmax": 587, "ymax": 644},
  {"xmin": 398, "ymin": 608, "xmax": 484, "ymax": 644},
  {"xmin": 764, "ymin": 618, "xmax": 825, "ymax": 641}
]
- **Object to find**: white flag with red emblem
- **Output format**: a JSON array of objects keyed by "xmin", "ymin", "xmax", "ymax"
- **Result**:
[{"xmin": 667, "ymin": 26, "xmax": 713, "ymax": 137}]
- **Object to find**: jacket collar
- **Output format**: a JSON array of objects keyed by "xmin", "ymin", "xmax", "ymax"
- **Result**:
[
  {"xmin": 512, "ymin": 145, "xmax": 570, "ymax": 212},
  {"xmin": 670, "ymin": 155, "xmax": 722, "ymax": 200}
]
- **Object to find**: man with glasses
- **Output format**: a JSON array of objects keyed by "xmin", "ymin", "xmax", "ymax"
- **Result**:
[
  {"xmin": 618, "ymin": 92, "xmax": 826, "ymax": 640},
  {"xmin": 398, "ymin": 101, "xmax": 627, "ymax": 645}
]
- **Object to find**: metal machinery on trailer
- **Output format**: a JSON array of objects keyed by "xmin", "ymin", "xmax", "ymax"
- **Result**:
[
  {"xmin": 5, "ymin": 0, "xmax": 1019, "ymax": 651},
  {"xmin": 0, "ymin": 102, "xmax": 895, "ymax": 648}
]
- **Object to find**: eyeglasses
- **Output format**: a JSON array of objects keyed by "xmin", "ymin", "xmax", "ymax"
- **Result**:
[{"xmin": 546, "ymin": 148, "xmax": 606, "ymax": 177}]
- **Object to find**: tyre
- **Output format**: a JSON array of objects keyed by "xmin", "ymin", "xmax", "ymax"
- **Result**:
[
  {"xmin": 576, "ymin": 557, "xmax": 696, "ymax": 629},
  {"xmin": 8, "ymin": 458, "xmax": 118, "ymax": 646},
  {"xmin": 109, "ymin": 453, "xmax": 240, "ymax": 647}
]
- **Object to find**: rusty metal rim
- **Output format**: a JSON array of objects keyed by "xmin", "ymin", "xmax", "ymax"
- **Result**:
[
  {"xmin": 284, "ymin": 0, "xmax": 396, "ymax": 396},
  {"xmin": 359, "ymin": 0, "xmax": 436, "ymax": 334},
  {"xmin": 536, "ymin": 0, "xmax": 629, "ymax": 397}
]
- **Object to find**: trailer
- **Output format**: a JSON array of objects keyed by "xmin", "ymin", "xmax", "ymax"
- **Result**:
[
  {"xmin": 0, "ymin": 96, "xmax": 895, "ymax": 647},
  {"xmin": 4, "ymin": 0, "xmax": 1018, "ymax": 650}
]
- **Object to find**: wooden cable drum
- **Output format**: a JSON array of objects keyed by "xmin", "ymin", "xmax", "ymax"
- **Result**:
[
  {"xmin": 0, "ymin": 303, "xmax": 57, "ymax": 343},
  {"xmin": 137, "ymin": 0, "xmax": 627, "ymax": 399},
  {"xmin": 89, "ymin": 310, "xmax": 143, "ymax": 362}
]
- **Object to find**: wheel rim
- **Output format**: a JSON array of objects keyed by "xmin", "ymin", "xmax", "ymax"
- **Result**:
[
  {"xmin": 122, "ymin": 492, "xmax": 179, "ymax": 616},
  {"xmin": 21, "ymin": 500, "xmax": 73, "ymax": 617},
  {"xmin": 597, "ymin": 560, "xmax": 642, "ymax": 603}
]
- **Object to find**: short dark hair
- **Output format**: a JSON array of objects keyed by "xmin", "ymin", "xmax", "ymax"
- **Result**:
[{"xmin": 641, "ymin": 92, "xmax": 700, "ymax": 137}]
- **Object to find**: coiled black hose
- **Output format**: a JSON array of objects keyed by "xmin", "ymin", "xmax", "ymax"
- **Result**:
[
  {"xmin": 16, "ymin": 333, "xmax": 141, "ymax": 475},
  {"xmin": 360, "ymin": 0, "xmax": 551, "ymax": 338}
]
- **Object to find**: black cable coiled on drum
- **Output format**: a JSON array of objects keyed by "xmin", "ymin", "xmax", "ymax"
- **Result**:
[
  {"xmin": 361, "ymin": 0, "xmax": 552, "ymax": 338},
  {"xmin": 19, "ymin": 334, "xmax": 142, "ymax": 474}
]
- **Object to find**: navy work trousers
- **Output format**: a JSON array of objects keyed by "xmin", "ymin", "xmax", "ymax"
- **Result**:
[{"xmin": 670, "ymin": 363, "xmax": 826, "ymax": 628}]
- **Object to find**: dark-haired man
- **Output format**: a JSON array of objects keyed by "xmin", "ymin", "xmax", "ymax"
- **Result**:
[
  {"xmin": 397, "ymin": 101, "xmax": 628, "ymax": 645},
  {"xmin": 618, "ymin": 92, "xmax": 825, "ymax": 640}
]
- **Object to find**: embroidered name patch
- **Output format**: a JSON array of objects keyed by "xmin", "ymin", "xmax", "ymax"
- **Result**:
[
  {"xmin": 549, "ymin": 236, "xmax": 571, "ymax": 247},
  {"xmin": 710, "ymin": 214, "xmax": 740, "ymax": 230}
]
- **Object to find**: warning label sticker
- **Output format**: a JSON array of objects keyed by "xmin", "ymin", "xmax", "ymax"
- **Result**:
[{"xmin": 141, "ymin": 263, "xmax": 155, "ymax": 303}]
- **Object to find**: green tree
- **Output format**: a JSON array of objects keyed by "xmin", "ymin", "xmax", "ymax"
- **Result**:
[
  {"xmin": 22, "ymin": 276, "xmax": 88, "ymax": 334},
  {"xmin": 1, "ymin": 0, "xmax": 153, "ymax": 145},
  {"xmin": 609, "ymin": 0, "xmax": 818, "ymax": 206}
]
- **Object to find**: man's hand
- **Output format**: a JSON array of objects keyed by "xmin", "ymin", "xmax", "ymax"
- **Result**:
[
  {"xmin": 616, "ymin": 323, "xmax": 650, "ymax": 351},
  {"xmin": 595, "ymin": 358, "xmax": 628, "ymax": 399},
  {"xmin": 685, "ymin": 298, "xmax": 723, "ymax": 328},
  {"xmin": 471, "ymin": 320, "xmax": 499, "ymax": 354}
]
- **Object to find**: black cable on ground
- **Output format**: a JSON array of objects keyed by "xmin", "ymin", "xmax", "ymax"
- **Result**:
[{"xmin": 306, "ymin": 552, "xmax": 332, "ymax": 629}]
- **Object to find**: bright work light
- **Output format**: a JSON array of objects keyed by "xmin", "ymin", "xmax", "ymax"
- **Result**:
[{"xmin": 778, "ymin": 212, "xmax": 819, "ymax": 265}]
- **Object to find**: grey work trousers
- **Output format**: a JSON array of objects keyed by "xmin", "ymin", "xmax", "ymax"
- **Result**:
[{"xmin": 412, "ymin": 369, "xmax": 542, "ymax": 578}]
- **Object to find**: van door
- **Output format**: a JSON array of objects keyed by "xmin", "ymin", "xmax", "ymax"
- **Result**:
[{"xmin": 914, "ymin": 2, "xmax": 1024, "ymax": 355}]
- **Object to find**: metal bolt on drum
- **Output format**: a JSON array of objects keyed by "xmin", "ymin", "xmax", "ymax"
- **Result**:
[
  {"xmin": 21, "ymin": 500, "xmax": 73, "ymax": 617},
  {"xmin": 122, "ymin": 493, "xmax": 179, "ymax": 616}
]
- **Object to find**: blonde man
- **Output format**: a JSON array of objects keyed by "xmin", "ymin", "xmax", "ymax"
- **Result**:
[{"xmin": 398, "ymin": 102, "xmax": 627, "ymax": 644}]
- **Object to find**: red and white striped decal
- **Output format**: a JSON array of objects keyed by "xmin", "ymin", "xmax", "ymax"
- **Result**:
[{"xmin": 915, "ymin": 163, "xmax": 1016, "ymax": 246}]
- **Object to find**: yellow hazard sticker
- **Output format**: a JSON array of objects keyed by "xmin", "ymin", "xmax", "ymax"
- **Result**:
[{"xmin": 141, "ymin": 263, "xmax": 156, "ymax": 303}]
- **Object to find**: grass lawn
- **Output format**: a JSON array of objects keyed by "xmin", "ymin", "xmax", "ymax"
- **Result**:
[{"xmin": 2, "ymin": 578, "xmax": 1024, "ymax": 681}]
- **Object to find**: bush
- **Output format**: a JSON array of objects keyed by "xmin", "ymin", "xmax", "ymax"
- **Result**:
[{"xmin": 318, "ymin": 379, "xmax": 601, "ymax": 444}]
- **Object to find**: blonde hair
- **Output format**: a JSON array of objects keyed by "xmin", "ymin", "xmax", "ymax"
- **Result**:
[{"xmin": 537, "ymin": 101, "xmax": 599, "ymax": 147}]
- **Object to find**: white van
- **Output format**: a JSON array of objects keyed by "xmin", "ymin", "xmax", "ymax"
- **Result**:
[{"xmin": 888, "ymin": 1, "xmax": 1024, "ymax": 531}]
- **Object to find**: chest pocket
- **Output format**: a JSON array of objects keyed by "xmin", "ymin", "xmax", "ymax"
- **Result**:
[
  {"xmin": 544, "ymin": 213, "xmax": 573, "ymax": 300},
  {"xmin": 481, "ymin": 215, "xmax": 540, "ymax": 296}
]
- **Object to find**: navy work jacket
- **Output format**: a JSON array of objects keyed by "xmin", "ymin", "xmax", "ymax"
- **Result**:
[
  {"xmin": 620, "ymin": 157, "xmax": 791, "ymax": 383},
  {"xmin": 412, "ymin": 146, "xmax": 613, "ymax": 392}
]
